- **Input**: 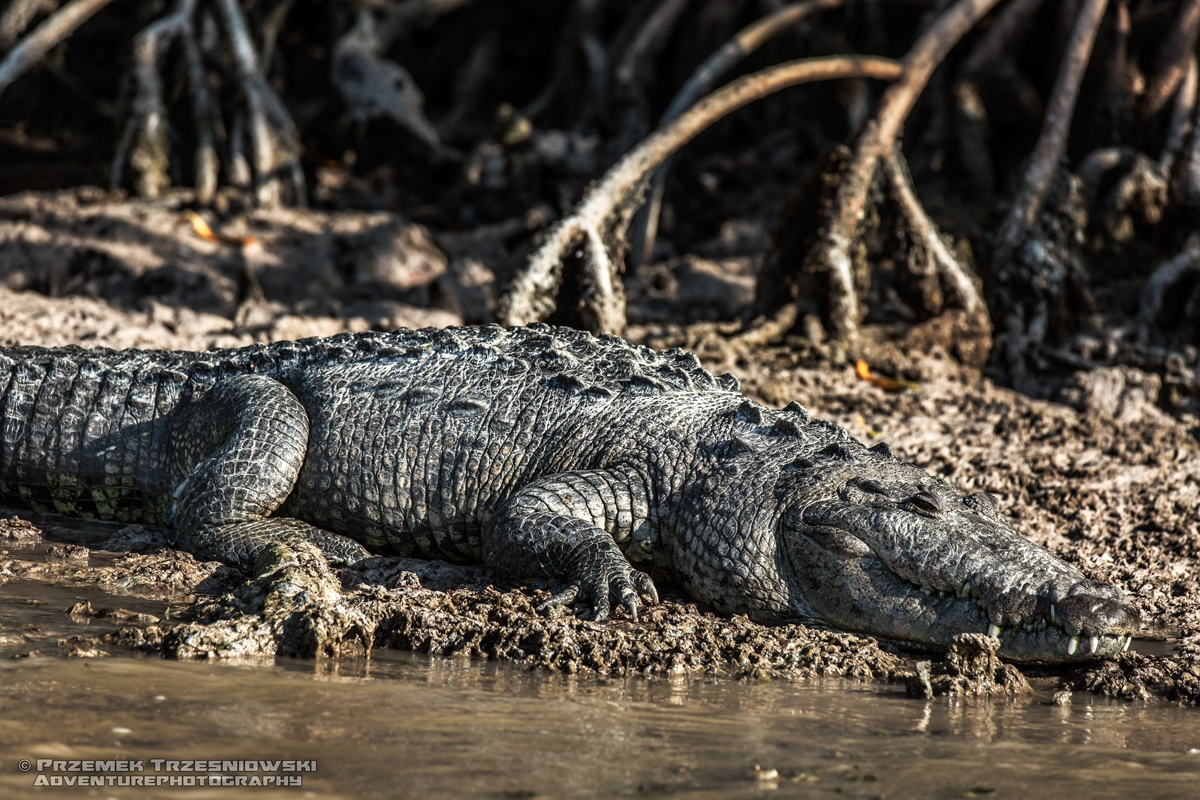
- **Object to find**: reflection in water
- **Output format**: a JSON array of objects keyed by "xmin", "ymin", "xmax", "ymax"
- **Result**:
[{"xmin": 0, "ymin": 652, "xmax": 1197, "ymax": 799}]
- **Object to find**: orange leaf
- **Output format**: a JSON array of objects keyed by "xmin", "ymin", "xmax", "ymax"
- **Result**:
[
  {"xmin": 855, "ymin": 359, "xmax": 919, "ymax": 393},
  {"xmin": 186, "ymin": 211, "xmax": 258, "ymax": 249}
]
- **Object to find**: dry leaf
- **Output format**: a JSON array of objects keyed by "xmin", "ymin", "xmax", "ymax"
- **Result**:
[
  {"xmin": 186, "ymin": 211, "xmax": 258, "ymax": 248},
  {"xmin": 855, "ymin": 359, "xmax": 919, "ymax": 392}
]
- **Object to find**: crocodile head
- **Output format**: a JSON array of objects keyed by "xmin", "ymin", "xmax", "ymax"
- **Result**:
[
  {"xmin": 678, "ymin": 407, "xmax": 1138, "ymax": 663},
  {"xmin": 775, "ymin": 437, "xmax": 1139, "ymax": 663}
]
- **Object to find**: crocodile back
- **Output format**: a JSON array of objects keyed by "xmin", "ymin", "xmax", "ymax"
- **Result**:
[{"xmin": 0, "ymin": 325, "xmax": 738, "ymax": 529}]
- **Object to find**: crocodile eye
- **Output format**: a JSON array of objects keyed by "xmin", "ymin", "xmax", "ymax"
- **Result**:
[
  {"xmin": 905, "ymin": 491, "xmax": 942, "ymax": 518},
  {"xmin": 847, "ymin": 476, "xmax": 888, "ymax": 495}
]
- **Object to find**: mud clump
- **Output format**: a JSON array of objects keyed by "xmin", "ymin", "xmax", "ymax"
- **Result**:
[
  {"xmin": 371, "ymin": 587, "xmax": 905, "ymax": 680},
  {"xmin": 160, "ymin": 543, "xmax": 374, "ymax": 660},
  {"xmin": 906, "ymin": 634, "xmax": 1031, "ymax": 699},
  {"xmin": 0, "ymin": 516, "xmax": 43, "ymax": 547},
  {"xmin": 82, "ymin": 542, "xmax": 906, "ymax": 680},
  {"xmin": 1074, "ymin": 635, "xmax": 1200, "ymax": 704}
]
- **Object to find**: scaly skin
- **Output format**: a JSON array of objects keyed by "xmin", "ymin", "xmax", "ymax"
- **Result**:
[{"xmin": 0, "ymin": 324, "xmax": 1138, "ymax": 662}]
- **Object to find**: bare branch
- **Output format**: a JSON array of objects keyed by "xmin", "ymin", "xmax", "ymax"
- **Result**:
[
  {"xmin": 1138, "ymin": 243, "xmax": 1200, "ymax": 343},
  {"xmin": 1078, "ymin": 145, "xmax": 1136, "ymax": 205},
  {"xmin": 215, "ymin": 0, "xmax": 305, "ymax": 207},
  {"xmin": 259, "ymin": 0, "xmax": 296, "ymax": 73},
  {"xmin": 1175, "ymin": 64, "xmax": 1200, "ymax": 206},
  {"xmin": 612, "ymin": 0, "xmax": 690, "ymax": 148},
  {"xmin": 0, "ymin": 0, "xmax": 115, "ymax": 99},
  {"xmin": 113, "ymin": 0, "xmax": 194, "ymax": 199},
  {"xmin": 0, "ymin": 0, "xmax": 58, "ymax": 51},
  {"xmin": 228, "ymin": 110, "xmax": 253, "ymax": 188},
  {"xmin": 180, "ymin": 13, "xmax": 218, "ymax": 205},
  {"xmin": 952, "ymin": 0, "xmax": 1051, "ymax": 196},
  {"xmin": 961, "ymin": 0, "xmax": 1046, "ymax": 77},
  {"xmin": 996, "ymin": 0, "xmax": 1107, "ymax": 252},
  {"xmin": 885, "ymin": 150, "xmax": 983, "ymax": 312},
  {"xmin": 812, "ymin": 0, "xmax": 1004, "ymax": 342},
  {"xmin": 631, "ymin": 0, "xmax": 845, "ymax": 267},
  {"xmin": 1143, "ymin": 0, "xmax": 1200, "ymax": 115},
  {"xmin": 1162, "ymin": 56, "xmax": 1197, "ymax": 173},
  {"xmin": 499, "ymin": 55, "xmax": 905, "ymax": 332}
]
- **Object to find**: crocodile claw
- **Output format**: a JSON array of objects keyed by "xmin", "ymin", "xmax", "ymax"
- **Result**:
[{"xmin": 537, "ymin": 565, "xmax": 658, "ymax": 622}]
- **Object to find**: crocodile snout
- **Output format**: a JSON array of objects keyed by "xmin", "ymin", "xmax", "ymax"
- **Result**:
[{"xmin": 1056, "ymin": 589, "xmax": 1140, "ymax": 637}]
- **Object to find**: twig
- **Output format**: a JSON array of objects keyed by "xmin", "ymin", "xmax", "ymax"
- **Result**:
[
  {"xmin": 630, "ymin": 0, "xmax": 845, "ymax": 267},
  {"xmin": 498, "ymin": 55, "xmax": 905, "ymax": 332},
  {"xmin": 1162, "ymin": 56, "xmax": 1197, "ymax": 173},
  {"xmin": 953, "ymin": 78, "xmax": 993, "ymax": 193},
  {"xmin": 1175, "ymin": 64, "xmax": 1200, "ymax": 206},
  {"xmin": 810, "ymin": 0, "xmax": 1003, "ymax": 342},
  {"xmin": 259, "ymin": 0, "xmax": 296, "ymax": 75},
  {"xmin": 952, "ymin": 0, "xmax": 1048, "ymax": 194},
  {"xmin": 0, "ymin": 0, "xmax": 115, "ymax": 99},
  {"xmin": 885, "ymin": 150, "xmax": 983, "ymax": 312},
  {"xmin": 1143, "ymin": 0, "xmax": 1200, "ymax": 115},
  {"xmin": 1138, "ymin": 244, "xmax": 1200, "ymax": 342},
  {"xmin": 1077, "ymin": 146, "xmax": 1136, "ymax": 205},
  {"xmin": 215, "ymin": 0, "xmax": 304, "ymax": 207},
  {"xmin": 961, "ymin": 0, "xmax": 1046, "ymax": 77},
  {"xmin": 995, "ymin": 0, "xmax": 1108, "ymax": 255},
  {"xmin": 228, "ymin": 110, "xmax": 252, "ymax": 188},
  {"xmin": 611, "ymin": 0, "xmax": 691, "ymax": 149},
  {"xmin": 180, "ymin": 12, "xmax": 218, "ymax": 205},
  {"xmin": 0, "ymin": 0, "xmax": 58, "ymax": 51},
  {"xmin": 112, "ymin": 0, "xmax": 193, "ymax": 198},
  {"xmin": 729, "ymin": 302, "xmax": 799, "ymax": 349}
]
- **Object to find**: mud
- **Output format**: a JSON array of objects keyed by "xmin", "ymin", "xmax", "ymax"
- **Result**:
[
  {"xmin": 0, "ymin": 516, "xmax": 907, "ymax": 682},
  {"xmin": 906, "ymin": 634, "xmax": 1032, "ymax": 700}
]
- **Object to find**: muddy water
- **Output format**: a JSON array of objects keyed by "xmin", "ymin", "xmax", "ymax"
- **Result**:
[{"xmin": 0, "ymin": 652, "xmax": 1195, "ymax": 800}]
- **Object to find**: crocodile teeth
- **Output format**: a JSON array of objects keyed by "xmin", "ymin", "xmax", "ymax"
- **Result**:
[
  {"xmin": 987, "ymin": 623, "xmax": 1001, "ymax": 638},
  {"xmin": 922, "ymin": 588, "xmax": 933, "ymax": 597},
  {"xmin": 1068, "ymin": 636, "xmax": 1080, "ymax": 656},
  {"xmin": 1123, "ymin": 635, "xmax": 1132, "ymax": 652},
  {"xmin": 1089, "ymin": 636, "xmax": 1099, "ymax": 655},
  {"xmin": 1050, "ymin": 604, "xmax": 1056, "ymax": 623},
  {"xmin": 959, "ymin": 582, "xmax": 971, "ymax": 598}
]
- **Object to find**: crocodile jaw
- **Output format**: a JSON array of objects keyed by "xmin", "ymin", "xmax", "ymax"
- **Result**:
[{"xmin": 783, "ymin": 503, "xmax": 1139, "ymax": 663}]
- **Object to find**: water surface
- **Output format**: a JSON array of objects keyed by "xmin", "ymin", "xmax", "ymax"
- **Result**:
[{"xmin": 0, "ymin": 650, "xmax": 1197, "ymax": 799}]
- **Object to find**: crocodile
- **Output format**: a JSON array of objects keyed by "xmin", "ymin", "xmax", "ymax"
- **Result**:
[{"xmin": 0, "ymin": 324, "xmax": 1137, "ymax": 662}]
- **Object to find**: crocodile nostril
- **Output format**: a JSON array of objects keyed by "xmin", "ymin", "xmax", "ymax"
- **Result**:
[
  {"xmin": 964, "ymin": 491, "xmax": 999, "ymax": 519},
  {"xmin": 905, "ymin": 491, "xmax": 943, "ymax": 517},
  {"xmin": 1059, "ymin": 592, "xmax": 1140, "ymax": 634}
]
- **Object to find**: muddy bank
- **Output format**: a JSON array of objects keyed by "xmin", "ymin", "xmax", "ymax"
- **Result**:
[
  {"xmin": 0, "ymin": 518, "xmax": 905, "ymax": 680},
  {"xmin": 0, "ymin": 328, "xmax": 1197, "ymax": 701},
  {"xmin": 1, "ymin": 189, "xmax": 1199, "ymax": 700}
]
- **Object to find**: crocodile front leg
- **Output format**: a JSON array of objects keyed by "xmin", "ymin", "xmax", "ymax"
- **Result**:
[
  {"xmin": 165, "ymin": 374, "xmax": 370, "ymax": 571},
  {"xmin": 483, "ymin": 470, "xmax": 659, "ymax": 621}
]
